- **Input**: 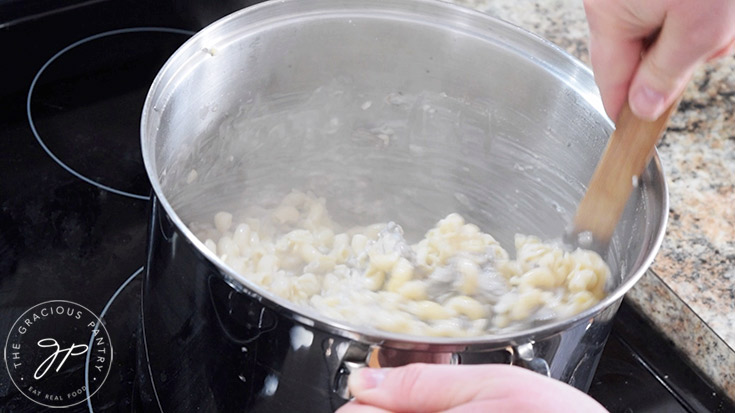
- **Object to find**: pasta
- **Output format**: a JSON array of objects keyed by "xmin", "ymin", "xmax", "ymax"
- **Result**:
[{"xmin": 190, "ymin": 191, "xmax": 610, "ymax": 337}]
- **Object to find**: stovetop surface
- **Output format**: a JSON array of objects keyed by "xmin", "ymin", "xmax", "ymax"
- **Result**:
[{"xmin": 0, "ymin": 1, "xmax": 732, "ymax": 412}]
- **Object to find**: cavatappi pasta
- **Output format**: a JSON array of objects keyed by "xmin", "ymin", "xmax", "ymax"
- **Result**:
[{"xmin": 190, "ymin": 191, "xmax": 610, "ymax": 337}]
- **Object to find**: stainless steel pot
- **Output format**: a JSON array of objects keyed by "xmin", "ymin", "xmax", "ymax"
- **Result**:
[{"xmin": 139, "ymin": 0, "xmax": 668, "ymax": 411}]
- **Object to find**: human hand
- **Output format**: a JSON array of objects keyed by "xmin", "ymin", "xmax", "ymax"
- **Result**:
[
  {"xmin": 336, "ymin": 363, "xmax": 608, "ymax": 413},
  {"xmin": 583, "ymin": 0, "xmax": 735, "ymax": 122}
]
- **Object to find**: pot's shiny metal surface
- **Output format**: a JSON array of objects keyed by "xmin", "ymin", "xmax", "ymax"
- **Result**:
[{"xmin": 139, "ymin": 0, "xmax": 668, "ymax": 410}]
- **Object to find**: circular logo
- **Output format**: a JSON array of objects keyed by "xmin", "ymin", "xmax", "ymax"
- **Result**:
[{"xmin": 4, "ymin": 300, "xmax": 113, "ymax": 408}]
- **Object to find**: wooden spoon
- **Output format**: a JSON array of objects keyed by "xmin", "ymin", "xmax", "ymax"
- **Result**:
[{"xmin": 569, "ymin": 97, "xmax": 681, "ymax": 251}]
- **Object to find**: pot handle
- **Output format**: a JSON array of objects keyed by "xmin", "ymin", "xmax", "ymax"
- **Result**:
[
  {"xmin": 514, "ymin": 342, "xmax": 551, "ymax": 377},
  {"xmin": 333, "ymin": 344, "xmax": 371, "ymax": 400}
]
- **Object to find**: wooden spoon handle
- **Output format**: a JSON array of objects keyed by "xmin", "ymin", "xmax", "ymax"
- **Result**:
[{"xmin": 572, "ymin": 98, "xmax": 680, "ymax": 243}]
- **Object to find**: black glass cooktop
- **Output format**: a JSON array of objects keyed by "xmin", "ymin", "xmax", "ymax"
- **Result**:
[{"xmin": 0, "ymin": 1, "xmax": 733, "ymax": 412}]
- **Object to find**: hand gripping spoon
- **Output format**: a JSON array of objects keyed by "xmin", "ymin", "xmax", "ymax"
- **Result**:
[{"xmin": 568, "ymin": 97, "xmax": 680, "ymax": 253}]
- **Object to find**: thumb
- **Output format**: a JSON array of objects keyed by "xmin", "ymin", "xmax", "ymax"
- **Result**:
[
  {"xmin": 628, "ymin": 5, "xmax": 735, "ymax": 121},
  {"xmin": 346, "ymin": 364, "xmax": 607, "ymax": 413}
]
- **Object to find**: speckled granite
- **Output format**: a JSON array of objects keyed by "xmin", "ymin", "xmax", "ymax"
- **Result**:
[
  {"xmin": 627, "ymin": 270, "xmax": 735, "ymax": 397},
  {"xmin": 450, "ymin": 0, "xmax": 735, "ymax": 398}
]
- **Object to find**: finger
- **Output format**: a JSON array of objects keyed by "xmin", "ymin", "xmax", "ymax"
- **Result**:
[
  {"xmin": 629, "ymin": 2, "xmax": 735, "ymax": 120},
  {"xmin": 707, "ymin": 36, "xmax": 735, "ymax": 61},
  {"xmin": 349, "ymin": 364, "xmax": 489, "ymax": 412},
  {"xmin": 582, "ymin": 0, "xmax": 660, "ymax": 121},
  {"xmin": 336, "ymin": 401, "xmax": 391, "ymax": 413},
  {"xmin": 348, "ymin": 364, "xmax": 608, "ymax": 413},
  {"xmin": 587, "ymin": 31, "xmax": 641, "ymax": 122}
]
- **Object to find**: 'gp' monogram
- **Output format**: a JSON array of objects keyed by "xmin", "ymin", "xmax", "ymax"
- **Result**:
[{"xmin": 33, "ymin": 338, "xmax": 88, "ymax": 380}]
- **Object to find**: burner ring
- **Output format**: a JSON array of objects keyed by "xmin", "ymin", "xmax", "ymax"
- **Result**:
[
  {"xmin": 83, "ymin": 266, "xmax": 144, "ymax": 413},
  {"xmin": 27, "ymin": 27, "xmax": 195, "ymax": 201}
]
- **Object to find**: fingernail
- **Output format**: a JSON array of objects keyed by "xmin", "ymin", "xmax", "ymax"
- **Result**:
[
  {"xmin": 630, "ymin": 85, "xmax": 666, "ymax": 121},
  {"xmin": 349, "ymin": 368, "xmax": 388, "ymax": 392}
]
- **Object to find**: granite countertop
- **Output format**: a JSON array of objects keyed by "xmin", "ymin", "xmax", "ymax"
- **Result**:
[{"xmin": 450, "ymin": 0, "xmax": 735, "ymax": 398}]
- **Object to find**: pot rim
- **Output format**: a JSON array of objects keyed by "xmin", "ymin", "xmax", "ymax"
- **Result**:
[{"xmin": 141, "ymin": 0, "xmax": 669, "ymax": 348}]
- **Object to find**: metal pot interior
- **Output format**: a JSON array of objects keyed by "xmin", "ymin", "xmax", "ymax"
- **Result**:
[{"xmin": 141, "ymin": 0, "xmax": 667, "ymax": 343}]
